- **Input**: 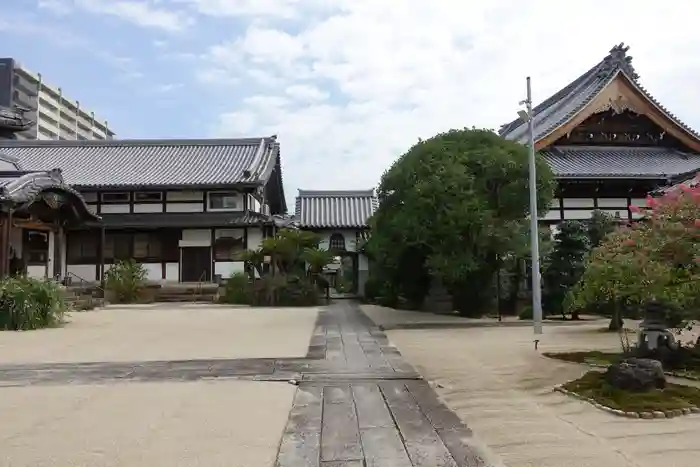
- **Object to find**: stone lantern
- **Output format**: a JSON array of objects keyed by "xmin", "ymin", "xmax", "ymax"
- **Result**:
[{"xmin": 637, "ymin": 301, "xmax": 678, "ymax": 353}]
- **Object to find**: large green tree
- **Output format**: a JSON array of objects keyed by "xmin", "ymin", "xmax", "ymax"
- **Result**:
[{"xmin": 367, "ymin": 128, "xmax": 555, "ymax": 315}]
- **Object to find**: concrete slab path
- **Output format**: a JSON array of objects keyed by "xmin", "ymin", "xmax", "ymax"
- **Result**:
[{"xmin": 0, "ymin": 302, "xmax": 503, "ymax": 467}]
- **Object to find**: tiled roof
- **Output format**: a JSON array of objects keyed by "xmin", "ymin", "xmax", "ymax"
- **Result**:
[
  {"xmin": 0, "ymin": 137, "xmax": 280, "ymax": 189},
  {"xmin": 0, "ymin": 167, "xmax": 98, "ymax": 222},
  {"xmin": 95, "ymin": 211, "xmax": 272, "ymax": 229},
  {"xmin": 295, "ymin": 189, "xmax": 378, "ymax": 229},
  {"xmin": 654, "ymin": 172, "xmax": 700, "ymax": 195},
  {"xmin": 500, "ymin": 43, "xmax": 700, "ymax": 145},
  {"xmin": 543, "ymin": 146, "xmax": 700, "ymax": 179}
]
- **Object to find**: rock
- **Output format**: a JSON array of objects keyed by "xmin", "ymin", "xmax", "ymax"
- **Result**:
[
  {"xmin": 652, "ymin": 411, "xmax": 666, "ymax": 419},
  {"xmin": 625, "ymin": 412, "xmax": 640, "ymax": 418},
  {"xmin": 683, "ymin": 408, "xmax": 692, "ymax": 415},
  {"xmin": 691, "ymin": 407, "xmax": 700, "ymax": 414},
  {"xmin": 604, "ymin": 358, "xmax": 666, "ymax": 392},
  {"xmin": 672, "ymin": 409, "xmax": 684, "ymax": 417},
  {"xmin": 640, "ymin": 412, "xmax": 654, "ymax": 419}
]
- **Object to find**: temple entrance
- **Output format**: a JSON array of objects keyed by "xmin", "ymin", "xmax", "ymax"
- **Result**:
[{"xmin": 180, "ymin": 246, "xmax": 212, "ymax": 282}]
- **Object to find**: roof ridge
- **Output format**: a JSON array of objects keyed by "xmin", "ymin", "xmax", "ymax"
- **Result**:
[
  {"xmin": 499, "ymin": 43, "xmax": 634, "ymax": 137},
  {"xmin": 553, "ymin": 145, "xmax": 671, "ymax": 152},
  {"xmin": 0, "ymin": 137, "xmax": 275, "ymax": 148},
  {"xmin": 297, "ymin": 189, "xmax": 376, "ymax": 198}
]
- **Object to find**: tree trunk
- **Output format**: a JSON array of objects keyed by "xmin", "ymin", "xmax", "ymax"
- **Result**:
[
  {"xmin": 608, "ymin": 313, "xmax": 624, "ymax": 331},
  {"xmin": 571, "ymin": 310, "xmax": 581, "ymax": 320}
]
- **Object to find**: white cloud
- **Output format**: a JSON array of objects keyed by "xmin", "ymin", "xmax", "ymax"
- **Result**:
[
  {"xmin": 285, "ymin": 84, "xmax": 328, "ymax": 102},
  {"xmin": 182, "ymin": 0, "xmax": 333, "ymax": 20},
  {"xmin": 201, "ymin": 0, "xmax": 700, "ymax": 209},
  {"xmin": 73, "ymin": 0, "xmax": 191, "ymax": 31}
]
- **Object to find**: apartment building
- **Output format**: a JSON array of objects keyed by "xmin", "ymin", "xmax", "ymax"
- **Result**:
[{"xmin": 0, "ymin": 58, "xmax": 114, "ymax": 141}]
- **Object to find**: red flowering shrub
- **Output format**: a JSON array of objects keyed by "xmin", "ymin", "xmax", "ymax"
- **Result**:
[{"xmin": 566, "ymin": 175, "xmax": 700, "ymax": 326}]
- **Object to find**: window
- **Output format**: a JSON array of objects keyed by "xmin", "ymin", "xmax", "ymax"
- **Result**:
[
  {"xmin": 329, "ymin": 233, "xmax": 346, "ymax": 251},
  {"xmin": 24, "ymin": 230, "xmax": 49, "ymax": 265},
  {"xmin": 214, "ymin": 229, "xmax": 245, "ymax": 261},
  {"xmin": 134, "ymin": 192, "xmax": 163, "ymax": 202},
  {"xmin": 67, "ymin": 232, "xmax": 98, "ymax": 263},
  {"xmin": 101, "ymin": 192, "xmax": 130, "ymax": 203},
  {"xmin": 104, "ymin": 232, "xmax": 132, "ymax": 261},
  {"xmin": 208, "ymin": 192, "xmax": 240, "ymax": 211},
  {"xmin": 133, "ymin": 233, "xmax": 161, "ymax": 259}
]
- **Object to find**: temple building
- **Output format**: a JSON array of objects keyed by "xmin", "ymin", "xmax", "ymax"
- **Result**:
[
  {"xmin": 0, "ymin": 106, "xmax": 33, "ymax": 140},
  {"xmin": 500, "ymin": 43, "xmax": 700, "ymax": 224},
  {"xmin": 0, "ymin": 137, "xmax": 285, "ymax": 283},
  {"xmin": 294, "ymin": 190, "xmax": 376, "ymax": 295}
]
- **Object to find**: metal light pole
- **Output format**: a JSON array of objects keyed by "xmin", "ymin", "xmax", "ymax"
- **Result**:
[{"xmin": 519, "ymin": 76, "xmax": 543, "ymax": 336}]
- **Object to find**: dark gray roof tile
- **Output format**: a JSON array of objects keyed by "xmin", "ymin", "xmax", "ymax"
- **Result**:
[
  {"xmin": 295, "ymin": 190, "xmax": 378, "ymax": 229},
  {"xmin": 500, "ymin": 43, "xmax": 700, "ymax": 145},
  {"xmin": 0, "ymin": 137, "xmax": 280, "ymax": 189},
  {"xmin": 543, "ymin": 146, "xmax": 700, "ymax": 179},
  {"xmin": 95, "ymin": 211, "xmax": 271, "ymax": 229}
]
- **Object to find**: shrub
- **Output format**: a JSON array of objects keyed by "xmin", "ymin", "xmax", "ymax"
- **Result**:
[
  {"xmin": 222, "ymin": 272, "xmax": 252, "ymax": 304},
  {"xmin": 518, "ymin": 305, "xmax": 533, "ymax": 320},
  {"xmin": 104, "ymin": 260, "xmax": 147, "ymax": 304},
  {"xmin": 0, "ymin": 277, "xmax": 68, "ymax": 330},
  {"xmin": 250, "ymin": 275, "xmax": 319, "ymax": 306},
  {"xmin": 363, "ymin": 277, "xmax": 384, "ymax": 300}
]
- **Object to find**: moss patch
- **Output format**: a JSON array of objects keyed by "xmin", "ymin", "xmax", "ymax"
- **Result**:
[
  {"xmin": 563, "ymin": 371, "xmax": 700, "ymax": 412},
  {"xmin": 543, "ymin": 351, "xmax": 623, "ymax": 366}
]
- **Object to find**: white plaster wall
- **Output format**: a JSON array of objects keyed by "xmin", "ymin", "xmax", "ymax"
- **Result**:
[
  {"xmin": 66, "ymin": 264, "xmax": 96, "ymax": 282},
  {"xmin": 47, "ymin": 231, "xmax": 55, "ymax": 277},
  {"xmin": 247, "ymin": 228, "xmax": 263, "ymax": 250},
  {"xmin": 180, "ymin": 229, "xmax": 211, "ymax": 247},
  {"xmin": 166, "ymin": 203, "xmax": 203, "ymax": 213},
  {"xmin": 540, "ymin": 210, "xmax": 562, "ymax": 221},
  {"xmin": 142, "ymin": 263, "xmax": 162, "ymax": 281},
  {"xmin": 27, "ymin": 265, "xmax": 46, "ymax": 278},
  {"xmin": 316, "ymin": 230, "xmax": 357, "ymax": 252},
  {"xmin": 100, "ymin": 204, "xmax": 130, "ymax": 214},
  {"xmin": 133, "ymin": 204, "xmax": 163, "ymax": 213},
  {"xmin": 562, "ymin": 209, "xmax": 595, "ymax": 220},
  {"xmin": 165, "ymin": 262, "xmax": 179, "ymax": 281},
  {"xmin": 562, "ymin": 198, "xmax": 595, "ymax": 208},
  {"xmin": 596, "ymin": 198, "xmax": 629, "ymax": 208},
  {"xmin": 166, "ymin": 191, "xmax": 204, "ymax": 201},
  {"xmin": 215, "ymin": 261, "xmax": 245, "ymax": 278}
]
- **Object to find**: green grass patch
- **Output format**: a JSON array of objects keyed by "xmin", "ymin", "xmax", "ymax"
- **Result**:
[
  {"xmin": 543, "ymin": 351, "xmax": 624, "ymax": 366},
  {"xmin": 563, "ymin": 371, "xmax": 700, "ymax": 411}
]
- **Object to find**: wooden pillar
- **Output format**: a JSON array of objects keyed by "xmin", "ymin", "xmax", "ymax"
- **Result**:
[
  {"xmin": 55, "ymin": 224, "xmax": 64, "ymax": 282},
  {"xmin": 3, "ymin": 209, "xmax": 12, "ymax": 277},
  {"xmin": 99, "ymin": 225, "xmax": 105, "ymax": 290},
  {"xmin": 0, "ymin": 210, "xmax": 8, "ymax": 277}
]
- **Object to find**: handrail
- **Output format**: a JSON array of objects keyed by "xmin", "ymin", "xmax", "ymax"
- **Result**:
[
  {"xmin": 192, "ymin": 269, "xmax": 207, "ymax": 302},
  {"xmin": 60, "ymin": 271, "xmax": 104, "ymax": 292}
]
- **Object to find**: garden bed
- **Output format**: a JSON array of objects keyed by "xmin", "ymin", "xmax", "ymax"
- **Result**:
[
  {"xmin": 544, "ymin": 351, "xmax": 700, "ymax": 380},
  {"xmin": 556, "ymin": 371, "xmax": 700, "ymax": 418},
  {"xmin": 543, "ymin": 350, "xmax": 623, "ymax": 366}
]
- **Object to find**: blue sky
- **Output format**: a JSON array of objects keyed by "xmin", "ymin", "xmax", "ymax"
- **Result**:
[{"xmin": 3, "ymin": 1, "xmax": 700, "ymax": 210}]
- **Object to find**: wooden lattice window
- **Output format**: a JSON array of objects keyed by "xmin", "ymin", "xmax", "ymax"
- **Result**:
[{"xmin": 329, "ymin": 233, "xmax": 346, "ymax": 251}]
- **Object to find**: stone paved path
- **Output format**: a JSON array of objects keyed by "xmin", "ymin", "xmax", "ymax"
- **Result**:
[{"xmin": 0, "ymin": 302, "xmax": 501, "ymax": 467}]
